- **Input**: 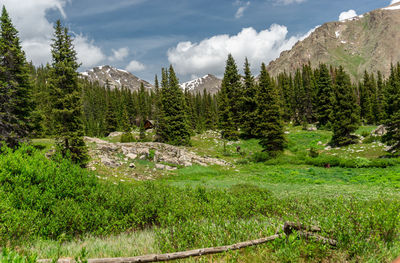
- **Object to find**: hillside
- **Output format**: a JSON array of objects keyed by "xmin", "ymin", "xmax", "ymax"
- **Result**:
[
  {"xmin": 80, "ymin": 65, "xmax": 153, "ymax": 91},
  {"xmin": 267, "ymin": 2, "xmax": 400, "ymax": 80}
]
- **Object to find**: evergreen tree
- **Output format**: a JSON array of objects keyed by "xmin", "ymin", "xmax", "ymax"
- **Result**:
[
  {"xmin": 330, "ymin": 66, "xmax": 360, "ymax": 147},
  {"xmin": 0, "ymin": 6, "xmax": 33, "ymax": 148},
  {"xmin": 315, "ymin": 63, "xmax": 334, "ymax": 128},
  {"xmin": 218, "ymin": 54, "xmax": 240, "ymax": 140},
  {"xmin": 157, "ymin": 66, "xmax": 191, "ymax": 146},
  {"xmin": 375, "ymin": 71, "xmax": 386, "ymax": 123},
  {"xmin": 256, "ymin": 63, "xmax": 286, "ymax": 154},
  {"xmin": 361, "ymin": 71, "xmax": 376, "ymax": 124},
  {"xmin": 240, "ymin": 58, "xmax": 258, "ymax": 138},
  {"xmin": 104, "ymin": 85, "xmax": 117, "ymax": 136},
  {"xmin": 383, "ymin": 64, "xmax": 400, "ymax": 154},
  {"xmin": 48, "ymin": 20, "xmax": 88, "ymax": 165}
]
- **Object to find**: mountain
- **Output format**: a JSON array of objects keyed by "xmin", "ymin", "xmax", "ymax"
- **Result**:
[
  {"xmin": 267, "ymin": 2, "xmax": 400, "ymax": 80},
  {"xmin": 80, "ymin": 65, "xmax": 153, "ymax": 91},
  {"xmin": 180, "ymin": 74, "xmax": 222, "ymax": 95}
]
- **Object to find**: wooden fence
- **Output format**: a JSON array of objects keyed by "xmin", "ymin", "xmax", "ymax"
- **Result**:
[{"xmin": 37, "ymin": 222, "xmax": 336, "ymax": 263}]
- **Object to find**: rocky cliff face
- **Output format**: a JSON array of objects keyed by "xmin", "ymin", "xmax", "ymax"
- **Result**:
[
  {"xmin": 80, "ymin": 65, "xmax": 153, "ymax": 91},
  {"xmin": 180, "ymin": 74, "xmax": 222, "ymax": 95},
  {"xmin": 267, "ymin": 3, "xmax": 400, "ymax": 80}
]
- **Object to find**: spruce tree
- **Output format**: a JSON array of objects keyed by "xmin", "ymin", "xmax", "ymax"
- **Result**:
[
  {"xmin": 0, "ymin": 6, "xmax": 33, "ymax": 148},
  {"xmin": 330, "ymin": 66, "xmax": 360, "ymax": 147},
  {"xmin": 104, "ymin": 86, "xmax": 117, "ymax": 136},
  {"xmin": 315, "ymin": 63, "xmax": 334, "ymax": 128},
  {"xmin": 256, "ymin": 63, "xmax": 286, "ymax": 154},
  {"xmin": 48, "ymin": 20, "xmax": 88, "ymax": 165},
  {"xmin": 241, "ymin": 58, "xmax": 258, "ymax": 138},
  {"xmin": 157, "ymin": 66, "xmax": 191, "ymax": 146},
  {"xmin": 218, "ymin": 54, "xmax": 240, "ymax": 140},
  {"xmin": 383, "ymin": 64, "xmax": 400, "ymax": 154},
  {"xmin": 375, "ymin": 71, "xmax": 386, "ymax": 123}
]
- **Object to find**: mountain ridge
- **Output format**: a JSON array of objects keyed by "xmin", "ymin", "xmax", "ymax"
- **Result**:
[
  {"xmin": 80, "ymin": 65, "xmax": 153, "ymax": 92},
  {"xmin": 266, "ymin": 2, "xmax": 400, "ymax": 80}
]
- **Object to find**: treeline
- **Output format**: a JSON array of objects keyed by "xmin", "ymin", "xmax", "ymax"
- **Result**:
[
  {"xmin": 29, "ymin": 66, "xmax": 218, "ymax": 138},
  {"xmin": 1, "ymin": 2, "xmax": 400, "ymax": 161},
  {"xmin": 217, "ymin": 56, "xmax": 400, "ymax": 153}
]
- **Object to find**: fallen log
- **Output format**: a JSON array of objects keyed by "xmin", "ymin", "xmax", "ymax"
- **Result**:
[{"xmin": 37, "ymin": 222, "xmax": 336, "ymax": 263}]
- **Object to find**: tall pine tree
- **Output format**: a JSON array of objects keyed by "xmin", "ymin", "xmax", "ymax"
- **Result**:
[
  {"xmin": 240, "ymin": 58, "xmax": 258, "ymax": 138},
  {"xmin": 383, "ymin": 63, "xmax": 400, "ymax": 154},
  {"xmin": 256, "ymin": 63, "xmax": 286, "ymax": 154},
  {"xmin": 0, "ymin": 6, "xmax": 33, "ymax": 148},
  {"xmin": 315, "ymin": 63, "xmax": 334, "ymax": 128},
  {"xmin": 330, "ymin": 66, "xmax": 360, "ymax": 146},
  {"xmin": 48, "ymin": 20, "xmax": 88, "ymax": 165},
  {"xmin": 218, "ymin": 54, "xmax": 241, "ymax": 140},
  {"xmin": 157, "ymin": 66, "xmax": 191, "ymax": 146}
]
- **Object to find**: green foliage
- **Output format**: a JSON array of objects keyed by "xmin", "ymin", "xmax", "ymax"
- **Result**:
[
  {"xmin": 218, "ymin": 54, "xmax": 240, "ymax": 140},
  {"xmin": 0, "ymin": 6, "xmax": 33, "ymax": 148},
  {"xmin": 330, "ymin": 66, "xmax": 360, "ymax": 147},
  {"xmin": 0, "ymin": 248, "xmax": 37, "ymax": 263},
  {"xmin": 240, "ymin": 58, "xmax": 258, "ymax": 138},
  {"xmin": 250, "ymin": 152, "xmax": 272, "ymax": 163},
  {"xmin": 120, "ymin": 132, "xmax": 136, "ymax": 143},
  {"xmin": 308, "ymin": 147, "xmax": 319, "ymax": 158},
  {"xmin": 157, "ymin": 66, "xmax": 191, "ymax": 146},
  {"xmin": 315, "ymin": 64, "xmax": 334, "ymax": 128},
  {"xmin": 48, "ymin": 20, "xmax": 88, "ymax": 166},
  {"xmin": 256, "ymin": 63, "xmax": 286, "ymax": 154}
]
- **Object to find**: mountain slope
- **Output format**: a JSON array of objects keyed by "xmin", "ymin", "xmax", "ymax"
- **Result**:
[
  {"xmin": 267, "ymin": 3, "xmax": 400, "ymax": 80},
  {"xmin": 180, "ymin": 74, "xmax": 221, "ymax": 95},
  {"xmin": 80, "ymin": 65, "xmax": 153, "ymax": 91}
]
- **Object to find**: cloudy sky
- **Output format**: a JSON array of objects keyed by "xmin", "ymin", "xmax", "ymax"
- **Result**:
[{"xmin": 2, "ymin": 0, "xmax": 394, "ymax": 82}]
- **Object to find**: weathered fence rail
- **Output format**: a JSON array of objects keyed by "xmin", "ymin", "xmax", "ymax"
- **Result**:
[{"xmin": 37, "ymin": 222, "xmax": 336, "ymax": 263}]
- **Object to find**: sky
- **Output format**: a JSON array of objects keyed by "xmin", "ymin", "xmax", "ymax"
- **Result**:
[{"xmin": 2, "ymin": 0, "xmax": 396, "ymax": 82}]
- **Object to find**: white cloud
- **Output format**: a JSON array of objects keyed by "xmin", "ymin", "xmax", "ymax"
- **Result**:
[
  {"xmin": 275, "ymin": 0, "xmax": 306, "ymax": 5},
  {"xmin": 339, "ymin": 9, "xmax": 358, "ymax": 21},
  {"xmin": 235, "ymin": 1, "xmax": 250, "ymax": 19},
  {"xmin": 167, "ymin": 24, "xmax": 315, "ymax": 78},
  {"xmin": 391, "ymin": 0, "xmax": 400, "ymax": 5},
  {"xmin": 3, "ymin": 0, "xmax": 106, "ymax": 68},
  {"xmin": 109, "ymin": 47, "xmax": 129, "ymax": 62},
  {"xmin": 74, "ymin": 34, "xmax": 106, "ymax": 68},
  {"xmin": 126, "ymin": 60, "xmax": 146, "ymax": 72}
]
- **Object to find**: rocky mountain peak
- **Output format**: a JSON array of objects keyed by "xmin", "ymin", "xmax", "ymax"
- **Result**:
[
  {"xmin": 180, "ymin": 74, "xmax": 221, "ymax": 95},
  {"xmin": 80, "ymin": 65, "xmax": 153, "ymax": 91},
  {"xmin": 266, "ymin": 4, "xmax": 400, "ymax": 80}
]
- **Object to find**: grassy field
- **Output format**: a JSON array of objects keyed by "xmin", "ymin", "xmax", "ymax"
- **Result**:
[{"xmin": 12, "ymin": 126, "xmax": 400, "ymax": 262}]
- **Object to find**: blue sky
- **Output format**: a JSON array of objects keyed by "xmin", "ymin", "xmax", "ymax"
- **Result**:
[{"xmin": 3, "ymin": 0, "xmax": 393, "ymax": 82}]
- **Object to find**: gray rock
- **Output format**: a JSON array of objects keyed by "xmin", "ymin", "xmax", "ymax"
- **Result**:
[
  {"xmin": 126, "ymin": 153, "xmax": 137, "ymax": 160},
  {"xmin": 372, "ymin": 125, "xmax": 387, "ymax": 136}
]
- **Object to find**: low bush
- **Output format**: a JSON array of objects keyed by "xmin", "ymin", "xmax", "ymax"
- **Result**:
[
  {"xmin": 305, "ymin": 154, "xmax": 398, "ymax": 168},
  {"xmin": 120, "ymin": 132, "xmax": 136, "ymax": 143}
]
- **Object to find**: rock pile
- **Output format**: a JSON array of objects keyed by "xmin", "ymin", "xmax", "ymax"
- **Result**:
[{"xmin": 84, "ymin": 137, "xmax": 230, "ymax": 169}]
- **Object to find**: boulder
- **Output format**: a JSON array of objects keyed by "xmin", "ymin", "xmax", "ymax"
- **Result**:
[
  {"xmin": 372, "ymin": 125, "xmax": 387, "ymax": 136},
  {"xmin": 126, "ymin": 153, "xmax": 137, "ymax": 160}
]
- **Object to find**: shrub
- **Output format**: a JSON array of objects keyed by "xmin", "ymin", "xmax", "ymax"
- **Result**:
[
  {"xmin": 308, "ymin": 147, "xmax": 319, "ymax": 158},
  {"xmin": 120, "ymin": 132, "xmax": 136, "ymax": 143},
  {"xmin": 0, "ymin": 248, "xmax": 37, "ymax": 263},
  {"xmin": 250, "ymin": 152, "xmax": 271, "ymax": 163}
]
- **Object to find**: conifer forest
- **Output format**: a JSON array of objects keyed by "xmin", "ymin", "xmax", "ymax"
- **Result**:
[{"xmin": 1, "ymin": 3, "xmax": 400, "ymax": 263}]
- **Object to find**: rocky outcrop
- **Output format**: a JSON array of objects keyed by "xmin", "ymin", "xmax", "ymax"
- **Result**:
[{"xmin": 85, "ymin": 137, "xmax": 230, "ymax": 169}]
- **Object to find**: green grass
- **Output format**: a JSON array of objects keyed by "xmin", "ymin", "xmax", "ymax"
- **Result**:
[
  {"xmin": 24, "ymin": 230, "xmax": 159, "ymax": 260},
  {"xmin": 7, "ymin": 126, "xmax": 400, "ymax": 262}
]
